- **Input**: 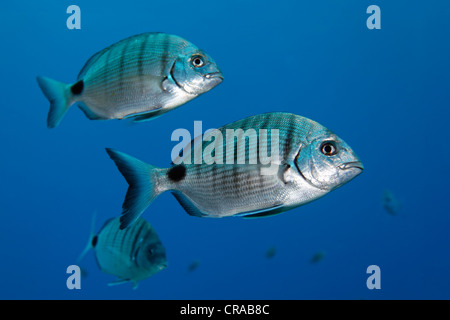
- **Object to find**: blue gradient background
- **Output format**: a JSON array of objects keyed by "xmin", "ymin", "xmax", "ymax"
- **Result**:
[{"xmin": 1, "ymin": 0, "xmax": 449, "ymax": 299}]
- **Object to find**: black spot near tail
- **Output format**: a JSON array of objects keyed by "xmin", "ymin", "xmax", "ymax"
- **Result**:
[
  {"xmin": 71, "ymin": 80, "xmax": 84, "ymax": 95},
  {"xmin": 92, "ymin": 235, "xmax": 98, "ymax": 248},
  {"xmin": 167, "ymin": 164, "xmax": 186, "ymax": 182}
]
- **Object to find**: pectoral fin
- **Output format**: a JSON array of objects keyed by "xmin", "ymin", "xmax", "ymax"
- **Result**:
[
  {"xmin": 131, "ymin": 109, "xmax": 167, "ymax": 122},
  {"xmin": 107, "ymin": 279, "xmax": 131, "ymax": 287},
  {"xmin": 107, "ymin": 279, "xmax": 139, "ymax": 290}
]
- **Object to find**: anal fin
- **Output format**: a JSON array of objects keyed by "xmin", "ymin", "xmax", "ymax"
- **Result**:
[
  {"xmin": 237, "ymin": 203, "xmax": 286, "ymax": 219},
  {"xmin": 78, "ymin": 102, "xmax": 104, "ymax": 120},
  {"xmin": 171, "ymin": 192, "xmax": 207, "ymax": 217}
]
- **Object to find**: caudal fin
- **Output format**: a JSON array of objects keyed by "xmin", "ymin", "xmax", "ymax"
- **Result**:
[
  {"xmin": 106, "ymin": 148, "xmax": 161, "ymax": 230},
  {"xmin": 36, "ymin": 76, "xmax": 73, "ymax": 128}
]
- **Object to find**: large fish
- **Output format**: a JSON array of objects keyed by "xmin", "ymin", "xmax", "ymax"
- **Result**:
[
  {"xmin": 106, "ymin": 112, "xmax": 364, "ymax": 229},
  {"xmin": 37, "ymin": 32, "xmax": 223, "ymax": 128},
  {"xmin": 78, "ymin": 215, "xmax": 167, "ymax": 289}
]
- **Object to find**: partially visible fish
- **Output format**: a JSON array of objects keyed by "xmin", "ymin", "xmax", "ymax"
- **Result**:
[
  {"xmin": 382, "ymin": 190, "xmax": 401, "ymax": 215},
  {"xmin": 106, "ymin": 112, "xmax": 364, "ymax": 229},
  {"xmin": 37, "ymin": 32, "xmax": 223, "ymax": 128},
  {"xmin": 310, "ymin": 251, "xmax": 326, "ymax": 264},
  {"xmin": 77, "ymin": 214, "xmax": 167, "ymax": 289},
  {"xmin": 187, "ymin": 260, "xmax": 200, "ymax": 273},
  {"xmin": 265, "ymin": 247, "xmax": 276, "ymax": 259}
]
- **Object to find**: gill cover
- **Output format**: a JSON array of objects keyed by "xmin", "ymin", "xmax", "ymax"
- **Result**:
[{"xmin": 296, "ymin": 133, "xmax": 363, "ymax": 191}]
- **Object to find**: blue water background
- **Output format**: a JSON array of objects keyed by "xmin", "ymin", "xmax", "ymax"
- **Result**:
[{"xmin": 0, "ymin": 0, "xmax": 449, "ymax": 299}]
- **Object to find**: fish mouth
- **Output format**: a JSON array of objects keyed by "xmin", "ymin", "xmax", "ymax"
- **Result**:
[
  {"xmin": 160, "ymin": 263, "xmax": 168, "ymax": 270},
  {"xmin": 204, "ymin": 72, "xmax": 224, "ymax": 81},
  {"xmin": 339, "ymin": 161, "xmax": 364, "ymax": 171}
]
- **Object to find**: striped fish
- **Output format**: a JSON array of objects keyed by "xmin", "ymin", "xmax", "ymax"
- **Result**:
[
  {"xmin": 78, "ymin": 215, "xmax": 167, "ymax": 289},
  {"xmin": 106, "ymin": 112, "xmax": 364, "ymax": 229},
  {"xmin": 37, "ymin": 32, "xmax": 223, "ymax": 128}
]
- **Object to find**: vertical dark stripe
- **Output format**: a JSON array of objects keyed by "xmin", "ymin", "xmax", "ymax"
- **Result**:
[
  {"xmin": 118, "ymin": 37, "xmax": 133, "ymax": 90},
  {"xmin": 120, "ymin": 223, "xmax": 133, "ymax": 252},
  {"xmin": 258, "ymin": 167, "xmax": 265, "ymax": 193},
  {"xmin": 109, "ymin": 220, "xmax": 119, "ymax": 247},
  {"xmin": 256, "ymin": 139, "xmax": 260, "ymax": 165},
  {"xmin": 259, "ymin": 115, "xmax": 270, "ymax": 163},
  {"xmin": 103, "ymin": 48, "xmax": 114, "ymax": 97},
  {"xmin": 160, "ymin": 33, "xmax": 171, "ymax": 76},
  {"xmin": 258, "ymin": 120, "xmax": 267, "ymax": 186},
  {"xmin": 233, "ymin": 136, "xmax": 239, "ymax": 164},
  {"xmin": 283, "ymin": 113, "xmax": 296, "ymax": 158},
  {"xmin": 232, "ymin": 165, "xmax": 240, "ymax": 198},
  {"xmin": 195, "ymin": 162, "xmax": 201, "ymax": 179},
  {"xmin": 137, "ymin": 227, "xmax": 152, "ymax": 268},
  {"xmin": 211, "ymin": 165, "xmax": 217, "ymax": 194},
  {"xmin": 130, "ymin": 221, "xmax": 146, "ymax": 263},
  {"xmin": 138, "ymin": 33, "xmax": 150, "ymax": 77},
  {"xmin": 260, "ymin": 115, "xmax": 270, "ymax": 130}
]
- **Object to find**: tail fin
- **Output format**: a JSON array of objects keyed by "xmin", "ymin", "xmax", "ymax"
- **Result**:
[
  {"xmin": 36, "ymin": 76, "xmax": 73, "ymax": 128},
  {"xmin": 106, "ymin": 148, "xmax": 161, "ymax": 230},
  {"xmin": 77, "ymin": 212, "xmax": 97, "ymax": 266}
]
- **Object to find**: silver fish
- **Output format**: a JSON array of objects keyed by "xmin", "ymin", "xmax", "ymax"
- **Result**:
[
  {"xmin": 78, "ymin": 215, "xmax": 167, "ymax": 289},
  {"xmin": 106, "ymin": 112, "xmax": 364, "ymax": 229},
  {"xmin": 310, "ymin": 251, "xmax": 326, "ymax": 264},
  {"xmin": 37, "ymin": 32, "xmax": 223, "ymax": 128},
  {"xmin": 382, "ymin": 190, "xmax": 401, "ymax": 215},
  {"xmin": 187, "ymin": 260, "xmax": 200, "ymax": 273},
  {"xmin": 265, "ymin": 247, "xmax": 276, "ymax": 259}
]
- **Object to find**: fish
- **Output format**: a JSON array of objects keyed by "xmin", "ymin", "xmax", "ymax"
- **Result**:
[
  {"xmin": 382, "ymin": 190, "xmax": 401, "ymax": 215},
  {"xmin": 37, "ymin": 32, "xmax": 223, "ymax": 128},
  {"xmin": 77, "ymin": 214, "xmax": 167, "ymax": 289},
  {"xmin": 265, "ymin": 247, "xmax": 276, "ymax": 259},
  {"xmin": 187, "ymin": 260, "xmax": 200, "ymax": 272},
  {"xmin": 310, "ymin": 251, "xmax": 326, "ymax": 264},
  {"xmin": 106, "ymin": 112, "xmax": 364, "ymax": 229}
]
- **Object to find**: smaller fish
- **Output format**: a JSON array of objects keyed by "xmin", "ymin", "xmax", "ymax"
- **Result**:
[
  {"xmin": 265, "ymin": 247, "xmax": 276, "ymax": 259},
  {"xmin": 78, "ymin": 214, "xmax": 167, "ymax": 289},
  {"xmin": 382, "ymin": 190, "xmax": 401, "ymax": 216},
  {"xmin": 187, "ymin": 260, "xmax": 200, "ymax": 273},
  {"xmin": 310, "ymin": 251, "xmax": 326, "ymax": 264},
  {"xmin": 37, "ymin": 32, "xmax": 223, "ymax": 128}
]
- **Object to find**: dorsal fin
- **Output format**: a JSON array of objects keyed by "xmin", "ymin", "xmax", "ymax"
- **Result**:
[{"xmin": 77, "ymin": 47, "xmax": 110, "ymax": 79}]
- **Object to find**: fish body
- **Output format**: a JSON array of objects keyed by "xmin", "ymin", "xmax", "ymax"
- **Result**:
[
  {"xmin": 187, "ymin": 260, "xmax": 200, "ymax": 272},
  {"xmin": 78, "ymin": 215, "xmax": 167, "ymax": 289},
  {"xmin": 310, "ymin": 251, "xmax": 326, "ymax": 264},
  {"xmin": 106, "ymin": 112, "xmax": 364, "ymax": 229},
  {"xmin": 37, "ymin": 32, "xmax": 223, "ymax": 128},
  {"xmin": 382, "ymin": 190, "xmax": 401, "ymax": 215},
  {"xmin": 265, "ymin": 247, "xmax": 276, "ymax": 259}
]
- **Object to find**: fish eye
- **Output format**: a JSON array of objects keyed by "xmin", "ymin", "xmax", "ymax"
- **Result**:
[
  {"xmin": 320, "ymin": 141, "xmax": 338, "ymax": 156},
  {"xmin": 147, "ymin": 248, "xmax": 154, "ymax": 256},
  {"xmin": 191, "ymin": 55, "xmax": 205, "ymax": 68}
]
